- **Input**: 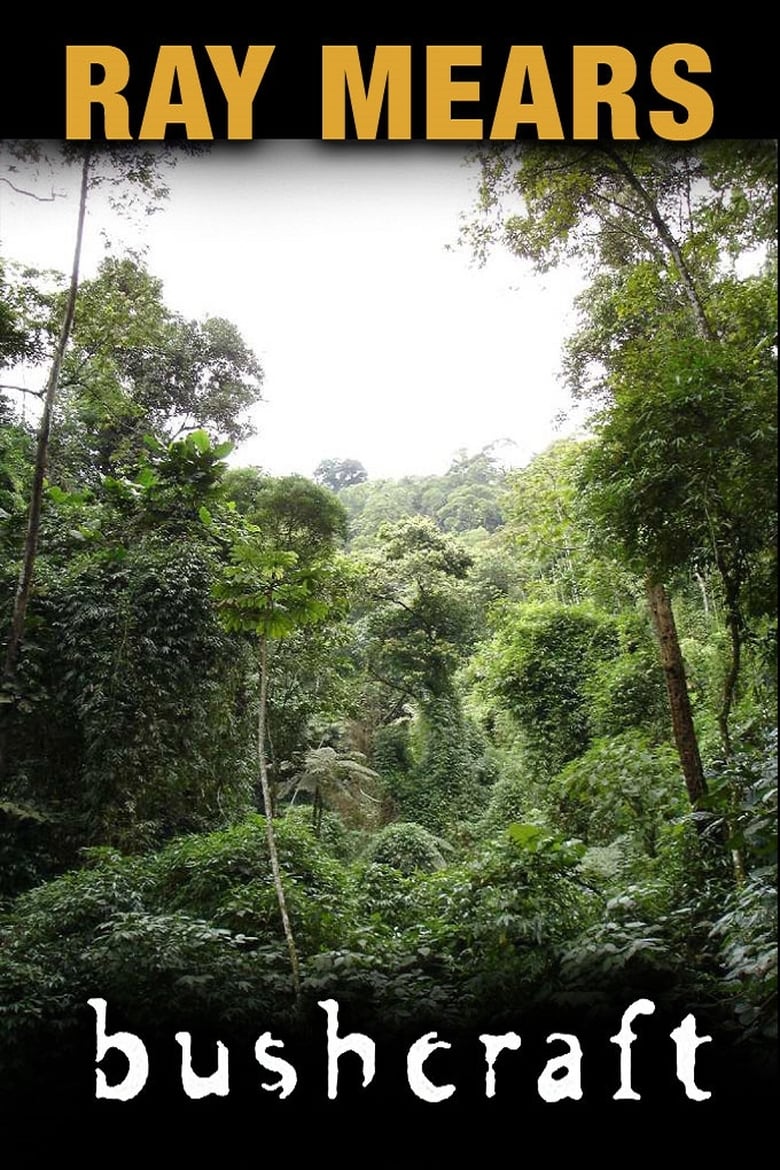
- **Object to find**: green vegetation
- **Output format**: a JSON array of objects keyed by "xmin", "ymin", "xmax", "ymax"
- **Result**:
[{"xmin": 0, "ymin": 143, "xmax": 776, "ymax": 1135}]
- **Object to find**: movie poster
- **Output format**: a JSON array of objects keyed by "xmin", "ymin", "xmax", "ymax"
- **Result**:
[{"xmin": 1, "ymin": 19, "xmax": 776, "ymax": 1161}]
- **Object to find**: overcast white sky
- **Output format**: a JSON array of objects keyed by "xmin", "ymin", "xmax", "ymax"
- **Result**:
[{"xmin": 0, "ymin": 141, "xmax": 586, "ymax": 480}]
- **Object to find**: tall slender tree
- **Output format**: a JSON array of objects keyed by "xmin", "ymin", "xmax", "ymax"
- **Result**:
[
  {"xmin": 462, "ymin": 141, "xmax": 776, "ymax": 800},
  {"xmin": 212, "ymin": 478, "xmax": 347, "ymax": 1000},
  {"xmin": 1, "ymin": 146, "xmax": 179, "ymax": 776},
  {"xmin": 2, "ymin": 151, "xmax": 90, "ymax": 691}
]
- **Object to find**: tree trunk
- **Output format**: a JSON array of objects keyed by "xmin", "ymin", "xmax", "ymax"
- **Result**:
[
  {"xmin": 645, "ymin": 576, "xmax": 708, "ymax": 806},
  {"xmin": 2, "ymin": 151, "xmax": 90, "ymax": 686},
  {"xmin": 712, "ymin": 547, "xmax": 745, "ymax": 760},
  {"xmin": 718, "ymin": 609, "xmax": 741, "ymax": 761},
  {"xmin": 313, "ymin": 788, "xmax": 324, "ymax": 837},
  {"xmin": 603, "ymin": 148, "xmax": 717, "ymax": 342},
  {"xmin": 712, "ymin": 559, "xmax": 747, "ymax": 884},
  {"xmin": 258, "ymin": 634, "xmax": 301, "ymax": 1002}
]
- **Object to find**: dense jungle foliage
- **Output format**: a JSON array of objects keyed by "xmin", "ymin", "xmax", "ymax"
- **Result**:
[{"xmin": 0, "ymin": 143, "xmax": 777, "ymax": 1148}]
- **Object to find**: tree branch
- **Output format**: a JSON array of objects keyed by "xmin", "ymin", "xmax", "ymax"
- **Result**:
[
  {"xmin": 600, "ymin": 147, "xmax": 717, "ymax": 341},
  {"xmin": 0, "ymin": 383, "xmax": 44, "ymax": 399},
  {"xmin": 0, "ymin": 176, "xmax": 61, "ymax": 202}
]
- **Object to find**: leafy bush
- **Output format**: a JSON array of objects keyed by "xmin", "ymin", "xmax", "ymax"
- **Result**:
[
  {"xmin": 700, "ymin": 727, "xmax": 778, "ymax": 868},
  {"xmin": 413, "ymin": 825, "xmax": 594, "ymax": 1005},
  {"xmin": 710, "ymin": 870, "xmax": 777, "ymax": 1040},
  {"xmin": 705, "ymin": 730, "xmax": 777, "ymax": 1039},
  {"xmin": 7, "ymin": 534, "xmax": 257, "ymax": 854},
  {"xmin": 81, "ymin": 911, "xmax": 285, "ymax": 1026},
  {"xmin": 148, "ymin": 815, "xmax": 349, "ymax": 951},
  {"xmin": 363, "ymin": 821, "xmax": 448, "ymax": 875},
  {"xmin": 0, "ymin": 814, "xmax": 353, "ymax": 1060},
  {"xmin": 586, "ymin": 638, "xmax": 668, "ymax": 738},
  {"xmin": 304, "ymin": 823, "xmax": 595, "ymax": 1028},
  {"xmin": 475, "ymin": 774, "xmax": 540, "ymax": 837},
  {"xmin": 282, "ymin": 805, "xmax": 356, "ymax": 861},
  {"xmin": 557, "ymin": 886, "xmax": 700, "ymax": 1003},
  {"xmin": 477, "ymin": 602, "xmax": 623, "ymax": 774},
  {"xmin": 551, "ymin": 730, "xmax": 684, "ymax": 856}
]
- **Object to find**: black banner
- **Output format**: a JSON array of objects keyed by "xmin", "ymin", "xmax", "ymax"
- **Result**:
[{"xmin": 1, "ymin": 24, "xmax": 775, "ymax": 141}]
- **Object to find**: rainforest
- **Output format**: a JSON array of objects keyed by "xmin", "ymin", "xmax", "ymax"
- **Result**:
[{"xmin": 0, "ymin": 140, "xmax": 776, "ymax": 1158}]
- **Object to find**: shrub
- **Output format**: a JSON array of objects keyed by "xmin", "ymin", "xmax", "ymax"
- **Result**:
[
  {"xmin": 551, "ymin": 730, "xmax": 684, "ymax": 856},
  {"xmin": 363, "ymin": 821, "xmax": 448, "ymax": 875}
]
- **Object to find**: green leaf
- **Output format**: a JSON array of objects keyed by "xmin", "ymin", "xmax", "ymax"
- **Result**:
[
  {"xmin": 135, "ymin": 466, "xmax": 157, "ymax": 489},
  {"xmin": 507, "ymin": 823, "xmax": 547, "ymax": 850}
]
